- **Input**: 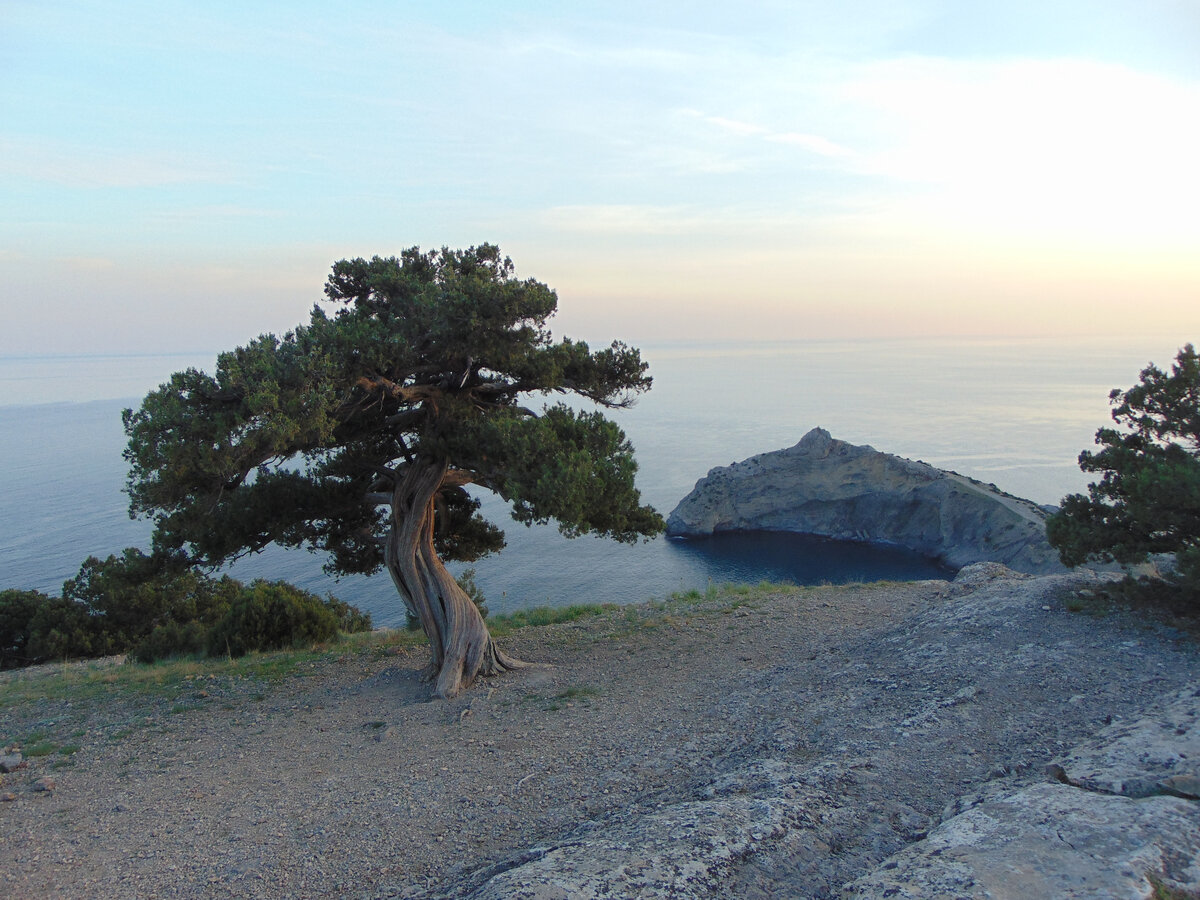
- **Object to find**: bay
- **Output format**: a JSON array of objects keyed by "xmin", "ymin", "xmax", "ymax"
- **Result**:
[{"xmin": 0, "ymin": 336, "xmax": 1183, "ymax": 627}]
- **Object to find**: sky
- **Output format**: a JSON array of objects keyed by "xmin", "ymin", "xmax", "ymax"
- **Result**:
[{"xmin": 2, "ymin": 0, "xmax": 1199, "ymax": 356}]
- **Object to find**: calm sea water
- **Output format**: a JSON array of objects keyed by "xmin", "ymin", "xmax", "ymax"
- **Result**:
[{"xmin": 0, "ymin": 337, "xmax": 1183, "ymax": 627}]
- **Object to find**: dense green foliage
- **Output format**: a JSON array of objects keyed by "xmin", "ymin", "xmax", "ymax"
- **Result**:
[
  {"xmin": 1048, "ymin": 344, "xmax": 1200, "ymax": 597},
  {"xmin": 119, "ymin": 244, "xmax": 662, "ymax": 695},
  {"xmin": 0, "ymin": 589, "xmax": 91, "ymax": 668},
  {"xmin": 121, "ymin": 244, "xmax": 662, "ymax": 577},
  {"xmin": 63, "ymin": 548, "xmax": 240, "ymax": 656},
  {"xmin": 1, "ymin": 550, "xmax": 371, "ymax": 669},
  {"xmin": 206, "ymin": 580, "xmax": 353, "ymax": 658}
]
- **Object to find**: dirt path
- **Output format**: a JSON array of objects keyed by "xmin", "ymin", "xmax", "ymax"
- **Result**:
[{"xmin": 2, "ymin": 568, "xmax": 1196, "ymax": 898}]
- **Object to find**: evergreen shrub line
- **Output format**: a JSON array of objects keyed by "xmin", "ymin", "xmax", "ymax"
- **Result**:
[{"xmin": 1, "ymin": 549, "xmax": 371, "ymax": 669}]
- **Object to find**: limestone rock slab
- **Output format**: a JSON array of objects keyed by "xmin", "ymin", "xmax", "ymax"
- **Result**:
[
  {"xmin": 843, "ymin": 782, "xmax": 1200, "ymax": 899},
  {"xmin": 846, "ymin": 682, "xmax": 1200, "ymax": 899}
]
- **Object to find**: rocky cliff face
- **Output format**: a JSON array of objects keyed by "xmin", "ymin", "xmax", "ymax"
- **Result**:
[{"xmin": 666, "ymin": 427, "xmax": 1064, "ymax": 574}]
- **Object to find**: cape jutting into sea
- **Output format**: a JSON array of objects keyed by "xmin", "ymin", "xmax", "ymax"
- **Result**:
[{"xmin": 0, "ymin": 336, "xmax": 1179, "ymax": 627}]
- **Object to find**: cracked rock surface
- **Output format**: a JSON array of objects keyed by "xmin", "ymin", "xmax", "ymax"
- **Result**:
[{"xmin": 847, "ymin": 684, "xmax": 1200, "ymax": 898}]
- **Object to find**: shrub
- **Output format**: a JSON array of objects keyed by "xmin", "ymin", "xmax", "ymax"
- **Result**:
[
  {"xmin": 323, "ymin": 594, "xmax": 373, "ymax": 634},
  {"xmin": 1, "ymin": 589, "xmax": 44, "ymax": 668},
  {"xmin": 206, "ymin": 580, "xmax": 344, "ymax": 658},
  {"xmin": 0, "ymin": 590, "xmax": 97, "ymax": 668},
  {"xmin": 63, "ymin": 549, "xmax": 238, "ymax": 655},
  {"xmin": 131, "ymin": 619, "xmax": 209, "ymax": 664},
  {"xmin": 5, "ymin": 553, "xmax": 372, "ymax": 666},
  {"xmin": 25, "ymin": 595, "xmax": 97, "ymax": 663},
  {"xmin": 0, "ymin": 589, "xmax": 73, "ymax": 668}
]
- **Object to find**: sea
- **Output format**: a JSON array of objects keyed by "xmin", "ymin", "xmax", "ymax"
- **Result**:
[{"xmin": 0, "ymin": 336, "xmax": 1184, "ymax": 628}]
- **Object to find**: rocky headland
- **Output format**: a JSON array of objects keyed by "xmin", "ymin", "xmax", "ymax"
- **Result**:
[{"xmin": 667, "ymin": 427, "xmax": 1065, "ymax": 574}]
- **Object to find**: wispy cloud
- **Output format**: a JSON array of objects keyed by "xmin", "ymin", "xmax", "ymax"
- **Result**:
[
  {"xmin": 0, "ymin": 139, "xmax": 238, "ymax": 189},
  {"xmin": 767, "ymin": 132, "xmax": 854, "ymax": 158},
  {"xmin": 148, "ymin": 205, "xmax": 285, "ymax": 224},
  {"xmin": 539, "ymin": 203, "xmax": 826, "ymax": 237},
  {"xmin": 689, "ymin": 111, "xmax": 855, "ymax": 160}
]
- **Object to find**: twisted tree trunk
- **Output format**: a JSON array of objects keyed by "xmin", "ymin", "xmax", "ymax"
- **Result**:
[{"xmin": 383, "ymin": 459, "xmax": 524, "ymax": 698}]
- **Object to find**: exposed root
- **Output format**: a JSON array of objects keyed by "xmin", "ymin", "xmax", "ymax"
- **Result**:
[
  {"xmin": 435, "ymin": 639, "xmax": 527, "ymax": 699},
  {"xmin": 482, "ymin": 644, "xmax": 530, "ymax": 676}
]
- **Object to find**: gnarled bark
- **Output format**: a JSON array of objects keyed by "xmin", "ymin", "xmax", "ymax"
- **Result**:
[{"xmin": 383, "ymin": 459, "xmax": 524, "ymax": 698}]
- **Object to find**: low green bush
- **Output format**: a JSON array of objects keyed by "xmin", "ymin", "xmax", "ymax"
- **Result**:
[
  {"xmin": 1, "ymin": 589, "xmax": 95, "ymax": 669},
  {"xmin": 131, "ymin": 620, "xmax": 209, "ymax": 664},
  {"xmin": 2, "ymin": 550, "xmax": 372, "ymax": 668},
  {"xmin": 206, "ymin": 580, "xmax": 365, "ymax": 659}
]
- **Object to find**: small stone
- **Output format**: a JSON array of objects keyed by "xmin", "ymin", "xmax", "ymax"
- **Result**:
[
  {"xmin": 1041, "ymin": 605, "xmax": 1051, "ymax": 611},
  {"xmin": 1045, "ymin": 763, "xmax": 1070, "ymax": 784},
  {"xmin": 0, "ymin": 792, "xmax": 16, "ymax": 802},
  {"xmin": 0, "ymin": 753, "xmax": 22, "ymax": 773},
  {"xmin": 1158, "ymin": 774, "xmax": 1200, "ymax": 799},
  {"xmin": 33, "ymin": 776, "xmax": 56, "ymax": 793}
]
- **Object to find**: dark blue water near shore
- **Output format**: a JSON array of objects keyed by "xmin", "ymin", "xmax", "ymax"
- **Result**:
[
  {"xmin": 0, "ymin": 394, "xmax": 948, "ymax": 626},
  {"xmin": 0, "ymin": 337, "xmax": 1180, "ymax": 627}
]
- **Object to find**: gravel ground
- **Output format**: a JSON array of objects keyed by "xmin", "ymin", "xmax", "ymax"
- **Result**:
[{"xmin": 2, "ymin": 567, "xmax": 1197, "ymax": 899}]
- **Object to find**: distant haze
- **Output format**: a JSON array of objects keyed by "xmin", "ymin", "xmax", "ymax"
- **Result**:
[{"xmin": 3, "ymin": 0, "xmax": 1199, "ymax": 355}]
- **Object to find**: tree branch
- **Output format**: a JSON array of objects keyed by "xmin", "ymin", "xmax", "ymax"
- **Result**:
[
  {"xmin": 358, "ymin": 375, "xmax": 443, "ymax": 404},
  {"xmin": 443, "ymin": 468, "xmax": 476, "ymax": 488}
]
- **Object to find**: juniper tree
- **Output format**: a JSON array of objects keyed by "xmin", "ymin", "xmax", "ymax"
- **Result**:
[
  {"xmin": 1047, "ymin": 343, "xmax": 1200, "ymax": 594},
  {"xmin": 124, "ymin": 245, "xmax": 663, "ymax": 697}
]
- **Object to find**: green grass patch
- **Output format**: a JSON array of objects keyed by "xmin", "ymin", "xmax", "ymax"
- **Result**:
[
  {"xmin": 1148, "ymin": 873, "xmax": 1200, "ymax": 899},
  {"xmin": 486, "ymin": 603, "xmax": 616, "ymax": 636},
  {"xmin": 0, "ymin": 637, "xmax": 361, "ymax": 715},
  {"xmin": 23, "ymin": 740, "xmax": 57, "ymax": 757}
]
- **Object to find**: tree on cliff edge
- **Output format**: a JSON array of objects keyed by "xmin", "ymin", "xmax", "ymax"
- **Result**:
[
  {"xmin": 123, "ymin": 245, "xmax": 664, "ymax": 697},
  {"xmin": 1047, "ymin": 343, "xmax": 1200, "ymax": 594}
]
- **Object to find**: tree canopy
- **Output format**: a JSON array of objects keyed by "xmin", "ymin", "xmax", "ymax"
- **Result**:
[
  {"xmin": 123, "ymin": 245, "xmax": 664, "ymax": 696},
  {"xmin": 1047, "ymin": 343, "xmax": 1200, "ymax": 594}
]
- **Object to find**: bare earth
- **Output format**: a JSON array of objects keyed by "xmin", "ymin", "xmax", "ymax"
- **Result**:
[{"xmin": 2, "ymin": 566, "xmax": 1197, "ymax": 899}]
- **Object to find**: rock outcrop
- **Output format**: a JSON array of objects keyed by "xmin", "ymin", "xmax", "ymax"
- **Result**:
[
  {"xmin": 666, "ymin": 427, "xmax": 1064, "ymax": 573},
  {"xmin": 846, "ymin": 683, "xmax": 1200, "ymax": 899},
  {"xmin": 436, "ymin": 566, "xmax": 1200, "ymax": 900}
]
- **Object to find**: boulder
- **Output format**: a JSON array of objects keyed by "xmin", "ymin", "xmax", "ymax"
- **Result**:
[{"xmin": 666, "ymin": 428, "xmax": 1064, "ymax": 573}]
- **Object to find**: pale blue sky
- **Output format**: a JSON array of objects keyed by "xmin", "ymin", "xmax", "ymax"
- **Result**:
[{"xmin": 2, "ymin": 0, "xmax": 1198, "ymax": 354}]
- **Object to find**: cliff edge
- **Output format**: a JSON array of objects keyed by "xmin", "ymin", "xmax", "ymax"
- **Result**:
[{"xmin": 666, "ymin": 427, "xmax": 1064, "ymax": 574}]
